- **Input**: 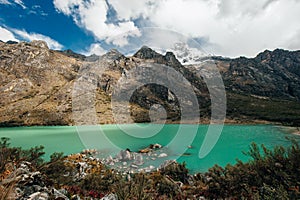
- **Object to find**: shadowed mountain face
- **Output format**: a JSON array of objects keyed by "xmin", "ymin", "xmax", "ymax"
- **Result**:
[
  {"xmin": 0, "ymin": 40, "xmax": 299, "ymax": 126},
  {"xmin": 222, "ymin": 49, "xmax": 300, "ymax": 100},
  {"xmin": 212, "ymin": 49, "xmax": 300, "ymax": 125}
]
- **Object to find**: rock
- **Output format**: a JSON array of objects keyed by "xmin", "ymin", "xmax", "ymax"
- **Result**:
[
  {"xmin": 82, "ymin": 149, "xmax": 97, "ymax": 154},
  {"xmin": 150, "ymin": 143, "xmax": 162, "ymax": 149},
  {"xmin": 142, "ymin": 165, "xmax": 155, "ymax": 173},
  {"xmin": 131, "ymin": 164, "xmax": 138, "ymax": 169},
  {"xmin": 71, "ymin": 194, "xmax": 81, "ymax": 200},
  {"xmin": 30, "ymin": 40, "xmax": 48, "ymax": 49},
  {"xmin": 60, "ymin": 49, "xmax": 86, "ymax": 60},
  {"xmin": 133, "ymin": 46, "xmax": 162, "ymax": 59},
  {"xmin": 6, "ymin": 40, "xmax": 18, "ymax": 44},
  {"xmin": 100, "ymin": 193, "xmax": 118, "ymax": 200},
  {"xmin": 116, "ymin": 149, "xmax": 132, "ymax": 161},
  {"xmin": 77, "ymin": 162, "xmax": 89, "ymax": 178},
  {"xmin": 51, "ymin": 188, "xmax": 69, "ymax": 200},
  {"xmin": 106, "ymin": 155, "xmax": 113, "ymax": 163},
  {"xmin": 139, "ymin": 143, "xmax": 163, "ymax": 153},
  {"xmin": 138, "ymin": 148, "xmax": 151, "ymax": 153},
  {"xmin": 158, "ymin": 153, "xmax": 168, "ymax": 158},
  {"xmin": 28, "ymin": 192, "xmax": 48, "ymax": 200},
  {"xmin": 15, "ymin": 187, "xmax": 24, "ymax": 198},
  {"xmin": 133, "ymin": 154, "xmax": 144, "ymax": 165},
  {"xmin": 103, "ymin": 48, "xmax": 125, "ymax": 61}
]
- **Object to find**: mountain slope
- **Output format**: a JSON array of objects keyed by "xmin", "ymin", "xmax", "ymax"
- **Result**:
[
  {"xmin": 0, "ymin": 40, "xmax": 299, "ymax": 126},
  {"xmin": 213, "ymin": 49, "xmax": 300, "ymax": 125}
]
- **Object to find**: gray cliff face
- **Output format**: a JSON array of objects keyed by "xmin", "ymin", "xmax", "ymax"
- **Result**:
[
  {"xmin": 0, "ymin": 41, "xmax": 300, "ymax": 126},
  {"xmin": 222, "ymin": 49, "xmax": 300, "ymax": 100}
]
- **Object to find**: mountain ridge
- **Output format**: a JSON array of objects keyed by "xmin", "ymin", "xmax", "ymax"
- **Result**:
[{"xmin": 0, "ymin": 40, "xmax": 300, "ymax": 126}]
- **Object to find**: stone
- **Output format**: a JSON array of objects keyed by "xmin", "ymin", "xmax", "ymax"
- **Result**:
[
  {"xmin": 158, "ymin": 153, "xmax": 168, "ymax": 158},
  {"xmin": 133, "ymin": 154, "xmax": 144, "ymax": 165},
  {"xmin": 30, "ymin": 40, "xmax": 48, "ymax": 49},
  {"xmin": 138, "ymin": 148, "xmax": 151, "ymax": 153},
  {"xmin": 28, "ymin": 192, "xmax": 49, "ymax": 200},
  {"xmin": 150, "ymin": 143, "xmax": 162, "ymax": 149},
  {"xmin": 6, "ymin": 40, "xmax": 18, "ymax": 44},
  {"xmin": 71, "ymin": 194, "xmax": 82, "ymax": 200},
  {"xmin": 131, "ymin": 164, "xmax": 138, "ymax": 169},
  {"xmin": 139, "ymin": 143, "xmax": 163, "ymax": 153},
  {"xmin": 116, "ymin": 150, "xmax": 132, "ymax": 161},
  {"xmin": 51, "ymin": 188, "xmax": 69, "ymax": 200},
  {"xmin": 100, "ymin": 193, "xmax": 118, "ymax": 200}
]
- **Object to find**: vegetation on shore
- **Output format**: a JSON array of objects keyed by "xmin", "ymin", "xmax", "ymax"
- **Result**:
[{"xmin": 1, "ymin": 137, "xmax": 300, "ymax": 199}]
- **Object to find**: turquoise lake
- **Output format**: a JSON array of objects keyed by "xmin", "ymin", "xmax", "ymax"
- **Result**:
[{"xmin": 0, "ymin": 124, "xmax": 299, "ymax": 173}]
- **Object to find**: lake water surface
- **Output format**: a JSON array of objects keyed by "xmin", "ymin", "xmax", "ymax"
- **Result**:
[{"xmin": 0, "ymin": 124, "xmax": 299, "ymax": 173}]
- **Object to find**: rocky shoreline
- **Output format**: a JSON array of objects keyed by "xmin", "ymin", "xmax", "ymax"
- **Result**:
[
  {"xmin": 1, "ymin": 137, "xmax": 300, "ymax": 199},
  {"xmin": 275, "ymin": 126, "xmax": 300, "ymax": 136},
  {"xmin": 1, "ymin": 146, "xmax": 192, "ymax": 200}
]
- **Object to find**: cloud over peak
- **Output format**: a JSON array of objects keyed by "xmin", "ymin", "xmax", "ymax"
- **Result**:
[
  {"xmin": 1, "ymin": 0, "xmax": 296, "ymax": 57},
  {"xmin": 52, "ymin": 0, "xmax": 300, "ymax": 57},
  {"xmin": 0, "ymin": 26, "xmax": 18, "ymax": 42},
  {"xmin": 12, "ymin": 29, "xmax": 63, "ymax": 50}
]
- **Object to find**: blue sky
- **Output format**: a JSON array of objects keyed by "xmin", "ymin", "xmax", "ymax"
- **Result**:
[
  {"xmin": 1, "ymin": 0, "xmax": 300, "ymax": 57},
  {"xmin": 0, "ymin": 0, "xmax": 94, "ymax": 51}
]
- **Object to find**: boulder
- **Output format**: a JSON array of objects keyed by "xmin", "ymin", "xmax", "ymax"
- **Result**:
[
  {"xmin": 133, "ymin": 154, "xmax": 144, "ymax": 165},
  {"xmin": 116, "ymin": 149, "xmax": 132, "ymax": 161}
]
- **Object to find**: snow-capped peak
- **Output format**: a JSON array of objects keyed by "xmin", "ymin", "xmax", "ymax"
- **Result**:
[{"xmin": 168, "ymin": 43, "xmax": 209, "ymax": 65}]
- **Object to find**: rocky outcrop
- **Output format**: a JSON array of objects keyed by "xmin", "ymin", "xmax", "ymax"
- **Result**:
[
  {"xmin": 60, "ymin": 49, "xmax": 86, "ymax": 60},
  {"xmin": 133, "ymin": 46, "xmax": 162, "ymax": 60},
  {"xmin": 0, "ymin": 41, "xmax": 80, "ymax": 126},
  {"xmin": 221, "ymin": 49, "xmax": 300, "ymax": 100}
]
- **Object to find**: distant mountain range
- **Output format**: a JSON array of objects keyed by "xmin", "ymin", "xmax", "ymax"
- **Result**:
[{"xmin": 0, "ymin": 40, "xmax": 299, "ymax": 126}]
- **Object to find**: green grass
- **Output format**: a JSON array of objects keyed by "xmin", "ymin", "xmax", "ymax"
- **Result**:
[{"xmin": 227, "ymin": 92, "xmax": 300, "ymax": 126}]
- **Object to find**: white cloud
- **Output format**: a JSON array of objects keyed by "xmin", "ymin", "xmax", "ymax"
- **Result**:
[
  {"xmin": 53, "ymin": 0, "xmax": 140, "ymax": 47},
  {"xmin": 83, "ymin": 43, "xmax": 106, "ymax": 56},
  {"xmin": 0, "ymin": 0, "xmax": 26, "ymax": 8},
  {"xmin": 12, "ymin": 29, "xmax": 63, "ymax": 50},
  {"xmin": 13, "ymin": 0, "xmax": 26, "ymax": 9},
  {"xmin": 0, "ymin": 26, "xmax": 18, "ymax": 42},
  {"xmin": 108, "ymin": 0, "xmax": 157, "ymax": 21},
  {"xmin": 53, "ymin": 0, "xmax": 300, "ymax": 57},
  {"xmin": 139, "ymin": 0, "xmax": 300, "ymax": 57},
  {"xmin": 286, "ymin": 29, "xmax": 300, "ymax": 51},
  {"xmin": 0, "ymin": 0, "xmax": 11, "ymax": 5}
]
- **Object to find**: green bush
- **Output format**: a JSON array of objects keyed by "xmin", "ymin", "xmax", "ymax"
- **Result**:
[{"xmin": 204, "ymin": 139, "xmax": 300, "ymax": 199}]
